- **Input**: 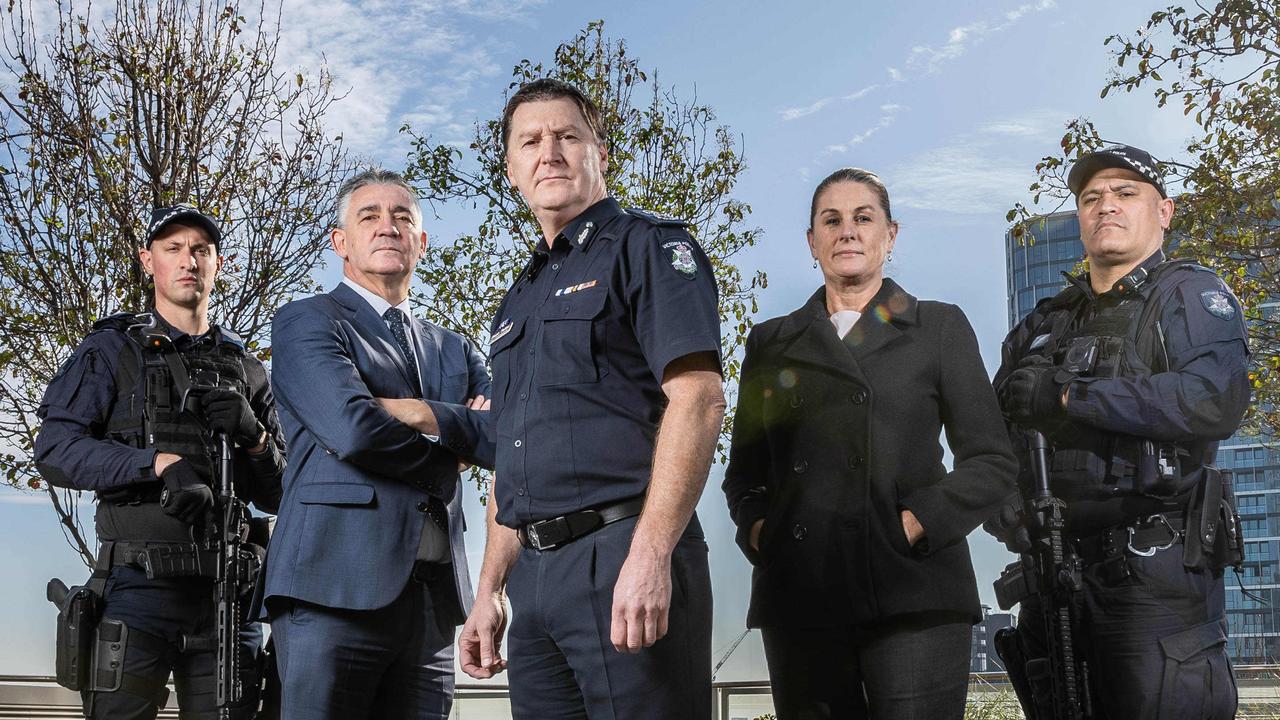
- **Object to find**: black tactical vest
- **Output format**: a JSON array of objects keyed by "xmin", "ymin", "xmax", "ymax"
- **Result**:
[
  {"xmin": 92, "ymin": 312, "xmax": 251, "ymax": 542},
  {"xmin": 1024, "ymin": 260, "xmax": 1205, "ymax": 501}
]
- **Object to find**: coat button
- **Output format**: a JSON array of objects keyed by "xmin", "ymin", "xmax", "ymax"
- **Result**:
[
  {"xmin": 851, "ymin": 390, "xmax": 868, "ymax": 404},
  {"xmin": 792, "ymin": 524, "xmax": 808, "ymax": 541},
  {"xmin": 789, "ymin": 395, "xmax": 803, "ymax": 408},
  {"xmin": 416, "ymin": 501, "xmax": 429, "ymax": 512},
  {"xmin": 793, "ymin": 460, "xmax": 808, "ymax": 474},
  {"xmin": 848, "ymin": 454, "xmax": 863, "ymax": 469}
]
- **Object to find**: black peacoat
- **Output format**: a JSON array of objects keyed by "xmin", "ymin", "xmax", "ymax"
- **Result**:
[{"xmin": 723, "ymin": 279, "xmax": 1017, "ymax": 629}]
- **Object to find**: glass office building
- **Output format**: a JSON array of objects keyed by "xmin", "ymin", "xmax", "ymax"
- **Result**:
[{"xmin": 1004, "ymin": 213, "xmax": 1279, "ymax": 665}]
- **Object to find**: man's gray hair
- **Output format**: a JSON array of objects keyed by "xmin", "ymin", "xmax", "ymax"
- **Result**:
[{"xmin": 333, "ymin": 169, "xmax": 422, "ymax": 229}]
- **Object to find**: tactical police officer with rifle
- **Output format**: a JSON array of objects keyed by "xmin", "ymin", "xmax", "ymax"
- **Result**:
[
  {"xmin": 36, "ymin": 206, "xmax": 285, "ymax": 720},
  {"xmin": 987, "ymin": 145, "xmax": 1251, "ymax": 719}
]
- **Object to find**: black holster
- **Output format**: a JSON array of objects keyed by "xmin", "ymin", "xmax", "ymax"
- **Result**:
[{"xmin": 47, "ymin": 578, "xmax": 102, "ymax": 691}]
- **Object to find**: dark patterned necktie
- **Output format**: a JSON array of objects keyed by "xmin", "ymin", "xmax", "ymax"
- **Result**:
[
  {"xmin": 382, "ymin": 307, "xmax": 445, "ymax": 533},
  {"xmin": 382, "ymin": 307, "xmax": 421, "ymax": 394}
]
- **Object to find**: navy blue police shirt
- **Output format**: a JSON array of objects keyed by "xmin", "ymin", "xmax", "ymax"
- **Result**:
[
  {"xmin": 489, "ymin": 198, "xmax": 722, "ymax": 528},
  {"xmin": 34, "ymin": 312, "xmax": 285, "ymax": 509},
  {"xmin": 996, "ymin": 249, "xmax": 1250, "ymax": 530}
]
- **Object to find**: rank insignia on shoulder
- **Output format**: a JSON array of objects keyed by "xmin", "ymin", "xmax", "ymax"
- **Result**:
[
  {"xmin": 626, "ymin": 208, "xmax": 689, "ymax": 227},
  {"xmin": 663, "ymin": 240, "xmax": 698, "ymax": 279},
  {"xmin": 576, "ymin": 221, "xmax": 595, "ymax": 246},
  {"xmin": 1200, "ymin": 290, "xmax": 1236, "ymax": 320}
]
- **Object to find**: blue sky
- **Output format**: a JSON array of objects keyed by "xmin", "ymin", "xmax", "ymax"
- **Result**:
[{"xmin": 0, "ymin": 0, "xmax": 1204, "ymax": 681}]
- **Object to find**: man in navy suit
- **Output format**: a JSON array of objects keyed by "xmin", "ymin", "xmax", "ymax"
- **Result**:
[{"xmin": 262, "ymin": 169, "xmax": 494, "ymax": 719}]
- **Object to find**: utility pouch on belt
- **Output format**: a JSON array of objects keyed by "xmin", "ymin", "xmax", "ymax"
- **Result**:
[
  {"xmin": 47, "ymin": 577, "xmax": 101, "ymax": 691},
  {"xmin": 1184, "ymin": 467, "xmax": 1239, "ymax": 571}
]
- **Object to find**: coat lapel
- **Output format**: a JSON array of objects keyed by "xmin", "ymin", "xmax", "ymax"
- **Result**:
[
  {"xmin": 329, "ymin": 283, "xmax": 419, "ymax": 392},
  {"xmin": 776, "ymin": 287, "xmax": 869, "ymax": 387},
  {"xmin": 776, "ymin": 279, "xmax": 920, "ymax": 385},
  {"xmin": 842, "ymin": 278, "xmax": 917, "ymax": 361}
]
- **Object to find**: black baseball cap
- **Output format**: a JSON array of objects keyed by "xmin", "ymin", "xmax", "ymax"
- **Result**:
[
  {"xmin": 143, "ymin": 205, "xmax": 222, "ymax": 248},
  {"xmin": 1067, "ymin": 144, "xmax": 1167, "ymax": 198}
]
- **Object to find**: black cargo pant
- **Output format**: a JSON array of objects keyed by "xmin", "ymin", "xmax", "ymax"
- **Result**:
[
  {"xmin": 85, "ymin": 566, "xmax": 262, "ymax": 720},
  {"xmin": 1015, "ymin": 544, "xmax": 1236, "ymax": 720}
]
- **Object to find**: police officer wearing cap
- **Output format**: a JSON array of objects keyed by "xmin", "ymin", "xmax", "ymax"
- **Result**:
[
  {"xmin": 35, "ymin": 205, "xmax": 285, "ymax": 719},
  {"xmin": 458, "ymin": 78, "xmax": 726, "ymax": 719},
  {"xmin": 989, "ymin": 144, "xmax": 1250, "ymax": 719}
]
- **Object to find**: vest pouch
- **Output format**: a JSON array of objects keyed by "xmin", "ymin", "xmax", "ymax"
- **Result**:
[
  {"xmin": 47, "ymin": 578, "xmax": 101, "ymax": 691},
  {"xmin": 1059, "ymin": 335, "xmax": 1101, "ymax": 375},
  {"xmin": 1136, "ymin": 440, "xmax": 1183, "ymax": 499}
]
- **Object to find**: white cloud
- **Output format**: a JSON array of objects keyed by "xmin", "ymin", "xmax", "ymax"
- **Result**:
[
  {"xmin": 906, "ymin": 0, "xmax": 1057, "ymax": 75},
  {"xmin": 978, "ymin": 109, "xmax": 1068, "ymax": 139},
  {"xmin": 825, "ymin": 104, "xmax": 904, "ymax": 154},
  {"xmin": 780, "ymin": 84, "xmax": 878, "ymax": 121},
  {"xmin": 889, "ymin": 136, "xmax": 1038, "ymax": 214}
]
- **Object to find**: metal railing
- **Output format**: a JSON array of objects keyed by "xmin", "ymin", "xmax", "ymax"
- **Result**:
[{"xmin": 5, "ymin": 670, "xmax": 1280, "ymax": 720}]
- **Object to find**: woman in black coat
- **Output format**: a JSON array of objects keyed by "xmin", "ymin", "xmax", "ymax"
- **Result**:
[{"xmin": 722, "ymin": 168, "xmax": 1017, "ymax": 720}]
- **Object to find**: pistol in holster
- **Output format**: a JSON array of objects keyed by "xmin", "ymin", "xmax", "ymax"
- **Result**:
[{"xmin": 47, "ymin": 577, "xmax": 102, "ymax": 691}]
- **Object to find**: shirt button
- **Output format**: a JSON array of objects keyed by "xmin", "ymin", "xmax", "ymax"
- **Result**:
[
  {"xmin": 793, "ymin": 460, "xmax": 808, "ymax": 474},
  {"xmin": 514, "ymin": 439, "xmax": 523, "ymax": 448},
  {"xmin": 416, "ymin": 501, "xmax": 429, "ymax": 513},
  {"xmin": 562, "ymin": 305, "xmax": 570, "ymax": 314},
  {"xmin": 519, "ymin": 392, "xmax": 527, "ymax": 400},
  {"xmin": 552, "ymin": 263, "xmax": 560, "ymax": 270},
  {"xmin": 851, "ymin": 390, "xmax": 868, "ymax": 404},
  {"xmin": 516, "ymin": 487, "xmax": 526, "ymax": 496},
  {"xmin": 792, "ymin": 524, "xmax": 808, "ymax": 541}
]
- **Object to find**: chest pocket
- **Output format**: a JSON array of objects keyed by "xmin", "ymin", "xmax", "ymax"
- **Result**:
[
  {"xmin": 488, "ymin": 317, "xmax": 527, "ymax": 410},
  {"xmin": 536, "ymin": 288, "xmax": 608, "ymax": 387}
]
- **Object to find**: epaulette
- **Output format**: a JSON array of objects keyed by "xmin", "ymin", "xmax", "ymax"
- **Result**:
[
  {"xmin": 91, "ymin": 311, "xmax": 146, "ymax": 333},
  {"xmin": 625, "ymin": 208, "xmax": 689, "ymax": 227},
  {"xmin": 215, "ymin": 326, "xmax": 247, "ymax": 350}
]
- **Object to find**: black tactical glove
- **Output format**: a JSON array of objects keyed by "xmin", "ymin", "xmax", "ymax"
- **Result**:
[
  {"xmin": 159, "ymin": 459, "xmax": 214, "ymax": 525},
  {"xmin": 983, "ymin": 501, "xmax": 1032, "ymax": 554},
  {"xmin": 201, "ymin": 387, "xmax": 263, "ymax": 448},
  {"xmin": 999, "ymin": 361, "xmax": 1068, "ymax": 427}
]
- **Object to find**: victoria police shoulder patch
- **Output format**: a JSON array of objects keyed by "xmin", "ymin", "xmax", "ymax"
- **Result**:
[
  {"xmin": 1199, "ymin": 289, "xmax": 1236, "ymax": 320},
  {"xmin": 663, "ymin": 240, "xmax": 698, "ymax": 279}
]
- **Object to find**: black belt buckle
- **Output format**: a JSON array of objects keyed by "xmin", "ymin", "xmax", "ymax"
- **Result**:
[{"xmin": 524, "ymin": 515, "xmax": 573, "ymax": 551}]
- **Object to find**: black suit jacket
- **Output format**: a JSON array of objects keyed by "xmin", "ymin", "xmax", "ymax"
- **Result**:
[{"xmin": 723, "ymin": 279, "xmax": 1017, "ymax": 628}]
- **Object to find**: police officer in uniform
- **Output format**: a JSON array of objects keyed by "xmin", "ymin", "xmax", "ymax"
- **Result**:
[
  {"xmin": 459, "ymin": 78, "xmax": 726, "ymax": 719},
  {"xmin": 35, "ymin": 205, "xmax": 285, "ymax": 719},
  {"xmin": 990, "ymin": 145, "xmax": 1250, "ymax": 719}
]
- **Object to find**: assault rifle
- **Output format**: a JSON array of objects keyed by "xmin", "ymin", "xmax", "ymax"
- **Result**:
[{"xmin": 992, "ymin": 430, "xmax": 1093, "ymax": 720}]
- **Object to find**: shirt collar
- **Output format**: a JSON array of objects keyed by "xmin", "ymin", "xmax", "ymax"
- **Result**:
[
  {"xmin": 540, "ymin": 197, "xmax": 625, "ymax": 255},
  {"xmin": 341, "ymin": 277, "xmax": 414, "ymax": 321},
  {"xmin": 1067, "ymin": 248, "xmax": 1167, "ymax": 299},
  {"xmin": 148, "ymin": 309, "xmax": 218, "ymax": 348}
]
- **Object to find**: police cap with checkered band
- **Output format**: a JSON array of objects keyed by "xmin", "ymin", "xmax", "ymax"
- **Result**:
[
  {"xmin": 1067, "ymin": 144, "xmax": 1168, "ymax": 199},
  {"xmin": 143, "ymin": 205, "xmax": 222, "ymax": 248}
]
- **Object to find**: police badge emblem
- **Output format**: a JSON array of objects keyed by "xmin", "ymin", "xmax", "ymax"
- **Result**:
[
  {"xmin": 1200, "ymin": 290, "xmax": 1236, "ymax": 320},
  {"xmin": 663, "ymin": 240, "xmax": 697, "ymax": 279}
]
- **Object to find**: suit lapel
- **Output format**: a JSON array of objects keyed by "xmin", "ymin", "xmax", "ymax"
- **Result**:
[
  {"xmin": 413, "ymin": 318, "xmax": 444, "ymax": 400},
  {"xmin": 329, "ymin": 283, "xmax": 419, "ymax": 392}
]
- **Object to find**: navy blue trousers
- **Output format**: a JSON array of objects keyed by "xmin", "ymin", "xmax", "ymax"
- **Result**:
[
  {"xmin": 1016, "ymin": 546, "xmax": 1236, "ymax": 719},
  {"xmin": 268, "ymin": 571, "xmax": 454, "ymax": 720},
  {"xmin": 86, "ymin": 566, "xmax": 262, "ymax": 720},
  {"xmin": 506, "ymin": 517, "xmax": 713, "ymax": 720}
]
